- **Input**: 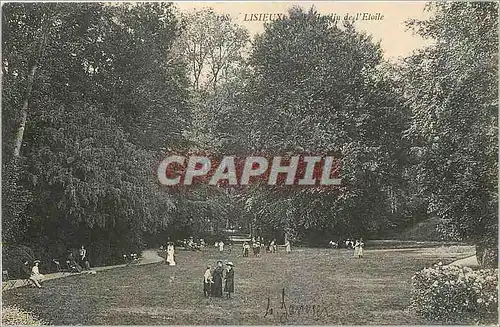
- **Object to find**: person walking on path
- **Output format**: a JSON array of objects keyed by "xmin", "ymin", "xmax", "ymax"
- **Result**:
[
  {"xmin": 211, "ymin": 260, "xmax": 224, "ymax": 297},
  {"xmin": 224, "ymin": 262, "xmax": 234, "ymax": 299}
]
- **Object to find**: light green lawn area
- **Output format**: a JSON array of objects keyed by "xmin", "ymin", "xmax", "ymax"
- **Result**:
[{"xmin": 2, "ymin": 245, "xmax": 474, "ymax": 325}]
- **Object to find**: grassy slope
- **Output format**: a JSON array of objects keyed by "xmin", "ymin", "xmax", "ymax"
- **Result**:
[{"xmin": 2, "ymin": 246, "xmax": 474, "ymax": 325}]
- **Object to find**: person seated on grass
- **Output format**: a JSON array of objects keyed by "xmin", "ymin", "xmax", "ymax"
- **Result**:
[
  {"xmin": 67, "ymin": 251, "xmax": 83, "ymax": 273},
  {"xmin": 31, "ymin": 260, "xmax": 44, "ymax": 283},
  {"xmin": 20, "ymin": 261, "xmax": 42, "ymax": 288}
]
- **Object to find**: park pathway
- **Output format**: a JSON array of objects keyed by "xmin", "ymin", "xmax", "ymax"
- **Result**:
[
  {"xmin": 449, "ymin": 255, "xmax": 479, "ymax": 268},
  {"xmin": 2, "ymin": 249, "xmax": 163, "ymax": 291}
]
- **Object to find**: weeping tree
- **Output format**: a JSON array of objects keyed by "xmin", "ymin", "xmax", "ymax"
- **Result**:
[{"xmin": 2, "ymin": 2, "xmax": 191, "ymax": 267}]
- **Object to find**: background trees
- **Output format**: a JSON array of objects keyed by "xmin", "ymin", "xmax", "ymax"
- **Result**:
[
  {"xmin": 2, "ymin": 2, "xmax": 497, "ymax": 271},
  {"xmin": 401, "ymin": 2, "xmax": 498, "ymax": 247},
  {"xmin": 236, "ymin": 7, "xmax": 411, "ymax": 242}
]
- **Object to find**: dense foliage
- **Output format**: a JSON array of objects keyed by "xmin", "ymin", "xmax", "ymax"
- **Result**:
[
  {"xmin": 402, "ymin": 2, "xmax": 498, "ymax": 245},
  {"xmin": 2, "ymin": 2, "xmax": 497, "ymax": 270},
  {"xmin": 2, "ymin": 3, "xmax": 190, "ymax": 267},
  {"xmin": 411, "ymin": 264, "xmax": 498, "ymax": 323}
]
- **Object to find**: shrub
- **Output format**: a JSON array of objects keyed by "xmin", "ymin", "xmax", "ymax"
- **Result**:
[
  {"xmin": 2, "ymin": 305, "xmax": 46, "ymax": 325},
  {"xmin": 411, "ymin": 263, "xmax": 498, "ymax": 324},
  {"xmin": 2, "ymin": 245, "xmax": 35, "ymax": 279}
]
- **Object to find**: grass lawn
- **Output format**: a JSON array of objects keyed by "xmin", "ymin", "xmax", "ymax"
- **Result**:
[{"xmin": 2, "ymin": 246, "xmax": 474, "ymax": 325}]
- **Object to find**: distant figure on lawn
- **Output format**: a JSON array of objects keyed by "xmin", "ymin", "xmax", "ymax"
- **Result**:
[
  {"xmin": 211, "ymin": 260, "xmax": 224, "ymax": 297},
  {"xmin": 329, "ymin": 240, "xmax": 338, "ymax": 249},
  {"xmin": 269, "ymin": 239, "xmax": 277, "ymax": 253},
  {"xmin": 285, "ymin": 240, "xmax": 291, "ymax": 253},
  {"xmin": 166, "ymin": 243, "xmax": 176, "ymax": 266},
  {"xmin": 21, "ymin": 261, "xmax": 42, "ymax": 288},
  {"xmin": 219, "ymin": 241, "xmax": 225, "ymax": 252},
  {"xmin": 354, "ymin": 239, "xmax": 364, "ymax": 258},
  {"xmin": 203, "ymin": 265, "xmax": 213, "ymax": 298},
  {"xmin": 242, "ymin": 242, "xmax": 250, "ymax": 257},
  {"xmin": 224, "ymin": 262, "xmax": 234, "ymax": 299}
]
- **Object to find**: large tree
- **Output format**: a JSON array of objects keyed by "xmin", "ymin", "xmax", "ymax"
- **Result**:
[
  {"xmin": 236, "ymin": 7, "xmax": 410, "ymax": 242},
  {"xmin": 2, "ymin": 3, "xmax": 191, "ymax": 266},
  {"xmin": 402, "ymin": 2, "xmax": 497, "ymax": 256}
]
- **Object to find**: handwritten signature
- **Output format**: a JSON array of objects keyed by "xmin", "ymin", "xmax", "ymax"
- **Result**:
[{"xmin": 264, "ymin": 288, "xmax": 329, "ymax": 322}]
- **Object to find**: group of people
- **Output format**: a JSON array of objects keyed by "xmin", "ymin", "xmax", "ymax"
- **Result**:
[
  {"xmin": 329, "ymin": 238, "xmax": 365, "ymax": 258},
  {"xmin": 203, "ymin": 260, "xmax": 234, "ymax": 299},
  {"xmin": 241, "ymin": 238, "xmax": 291, "ymax": 257},
  {"xmin": 67, "ymin": 245, "xmax": 91, "ymax": 272},
  {"xmin": 19, "ymin": 245, "xmax": 93, "ymax": 288}
]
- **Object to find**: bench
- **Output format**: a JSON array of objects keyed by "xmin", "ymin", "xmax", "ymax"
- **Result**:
[{"xmin": 2, "ymin": 270, "xmax": 33, "ymax": 290}]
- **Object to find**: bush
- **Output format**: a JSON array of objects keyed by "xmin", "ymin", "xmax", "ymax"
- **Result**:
[
  {"xmin": 411, "ymin": 263, "xmax": 498, "ymax": 323},
  {"xmin": 2, "ymin": 305, "xmax": 46, "ymax": 325},
  {"xmin": 2, "ymin": 245, "xmax": 35, "ymax": 279}
]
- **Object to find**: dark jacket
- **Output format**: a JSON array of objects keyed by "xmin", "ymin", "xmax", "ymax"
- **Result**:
[{"xmin": 224, "ymin": 268, "xmax": 234, "ymax": 293}]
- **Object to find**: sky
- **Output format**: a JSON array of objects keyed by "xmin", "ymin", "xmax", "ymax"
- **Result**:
[{"xmin": 174, "ymin": 1, "xmax": 434, "ymax": 59}]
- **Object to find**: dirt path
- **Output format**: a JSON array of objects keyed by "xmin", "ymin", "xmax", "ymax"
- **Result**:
[{"xmin": 2, "ymin": 249, "xmax": 163, "ymax": 291}]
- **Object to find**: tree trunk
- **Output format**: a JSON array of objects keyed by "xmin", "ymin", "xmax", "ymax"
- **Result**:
[
  {"xmin": 13, "ymin": 64, "xmax": 38, "ymax": 157},
  {"xmin": 12, "ymin": 12, "xmax": 51, "ymax": 157},
  {"xmin": 476, "ymin": 243, "xmax": 498, "ymax": 268}
]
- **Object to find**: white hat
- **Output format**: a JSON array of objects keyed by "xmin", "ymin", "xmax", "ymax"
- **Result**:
[{"xmin": 226, "ymin": 262, "xmax": 234, "ymax": 266}]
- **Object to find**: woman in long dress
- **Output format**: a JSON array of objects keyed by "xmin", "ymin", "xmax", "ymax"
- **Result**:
[
  {"xmin": 354, "ymin": 240, "xmax": 360, "ymax": 258},
  {"xmin": 285, "ymin": 240, "xmax": 291, "ymax": 253},
  {"xmin": 31, "ymin": 260, "xmax": 44, "ymax": 283},
  {"xmin": 166, "ymin": 243, "xmax": 176, "ymax": 266},
  {"xmin": 211, "ymin": 261, "xmax": 224, "ymax": 297},
  {"xmin": 224, "ymin": 262, "xmax": 234, "ymax": 299},
  {"xmin": 358, "ymin": 238, "xmax": 364, "ymax": 258}
]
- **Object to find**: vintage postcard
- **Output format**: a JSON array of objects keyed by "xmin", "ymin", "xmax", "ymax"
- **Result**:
[{"xmin": 1, "ymin": 1, "xmax": 498, "ymax": 325}]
